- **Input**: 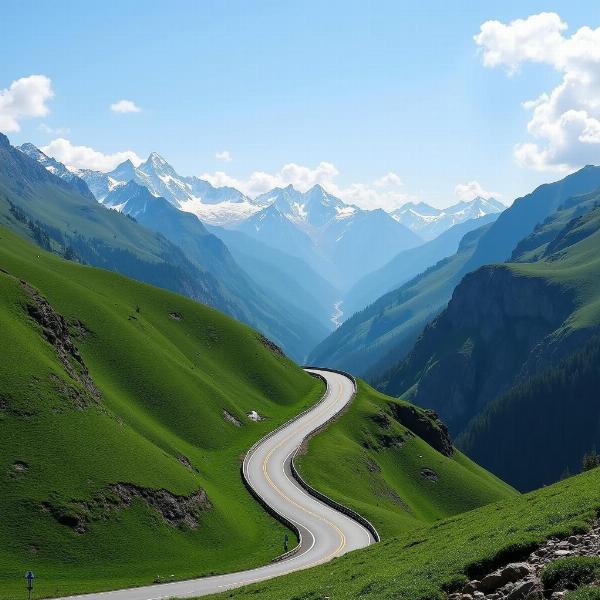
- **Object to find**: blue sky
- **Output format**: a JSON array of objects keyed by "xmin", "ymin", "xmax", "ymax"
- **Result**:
[{"xmin": 2, "ymin": 1, "xmax": 600, "ymax": 208}]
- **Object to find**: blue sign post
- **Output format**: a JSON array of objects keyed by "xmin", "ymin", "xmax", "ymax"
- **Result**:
[{"xmin": 25, "ymin": 571, "xmax": 34, "ymax": 600}]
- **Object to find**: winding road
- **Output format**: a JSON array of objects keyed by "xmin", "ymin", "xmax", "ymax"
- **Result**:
[{"xmin": 54, "ymin": 368, "xmax": 376, "ymax": 600}]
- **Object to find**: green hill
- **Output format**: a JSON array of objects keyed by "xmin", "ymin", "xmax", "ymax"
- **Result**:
[
  {"xmin": 0, "ymin": 225, "xmax": 323, "ymax": 599},
  {"xmin": 204, "ymin": 467, "xmax": 600, "ymax": 600},
  {"xmin": 296, "ymin": 380, "xmax": 516, "ymax": 538}
]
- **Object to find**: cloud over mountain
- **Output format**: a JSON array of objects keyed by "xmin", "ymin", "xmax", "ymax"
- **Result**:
[{"xmin": 41, "ymin": 138, "xmax": 143, "ymax": 171}]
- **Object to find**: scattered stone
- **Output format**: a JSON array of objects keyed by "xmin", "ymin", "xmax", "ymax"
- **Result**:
[
  {"xmin": 223, "ymin": 409, "xmax": 242, "ymax": 427},
  {"xmin": 247, "ymin": 410, "xmax": 265, "ymax": 422},
  {"xmin": 22, "ymin": 282, "xmax": 100, "ymax": 403},
  {"xmin": 257, "ymin": 334, "xmax": 285, "ymax": 357},
  {"xmin": 168, "ymin": 312, "xmax": 182, "ymax": 321},
  {"xmin": 453, "ymin": 519, "xmax": 600, "ymax": 600}
]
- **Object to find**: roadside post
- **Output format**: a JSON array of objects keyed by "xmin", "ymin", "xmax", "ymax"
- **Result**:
[{"xmin": 25, "ymin": 571, "xmax": 34, "ymax": 600}]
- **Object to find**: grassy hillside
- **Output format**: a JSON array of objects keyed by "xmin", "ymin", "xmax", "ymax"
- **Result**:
[
  {"xmin": 0, "ymin": 225, "xmax": 323, "ymax": 599},
  {"xmin": 296, "ymin": 381, "xmax": 516, "ymax": 537},
  {"xmin": 204, "ymin": 467, "xmax": 600, "ymax": 600}
]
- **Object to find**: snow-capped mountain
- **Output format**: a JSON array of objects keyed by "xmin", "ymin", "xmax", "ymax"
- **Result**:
[
  {"xmin": 391, "ymin": 196, "xmax": 504, "ymax": 240},
  {"xmin": 238, "ymin": 184, "xmax": 423, "ymax": 289},
  {"xmin": 75, "ymin": 152, "xmax": 262, "ymax": 226},
  {"xmin": 17, "ymin": 143, "xmax": 95, "ymax": 200}
]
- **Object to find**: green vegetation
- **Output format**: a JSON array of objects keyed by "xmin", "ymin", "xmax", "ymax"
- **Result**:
[
  {"xmin": 565, "ymin": 586, "xmax": 600, "ymax": 600},
  {"xmin": 204, "ymin": 467, "xmax": 600, "ymax": 600},
  {"xmin": 296, "ymin": 381, "xmax": 516, "ymax": 537},
  {"xmin": 459, "ymin": 333, "xmax": 600, "ymax": 490},
  {"xmin": 541, "ymin": 557, "xmax": 600, "ymax": 591},
  {"xmin": 0, "ymin": 225, "xmax": 323, "ymax": 599}
]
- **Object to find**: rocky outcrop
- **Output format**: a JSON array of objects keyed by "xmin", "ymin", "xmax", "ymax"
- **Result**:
[
  {"xmin": 22, "ymin": 281, "xmax": 100, "ymax": 405},
  {"xmin": 386, "ymin": 265, "xmax": 576, "ymax": 434},
  {"xmin": 42, "ymin": 483, "xmax": 211, "ymax": 534},
  {"xmin": 391, "ymin": 403, "xmax": 453, "ymax": 456},
  {"xmin": 449, "ymin": 520, "xmax": 600, "ymax": 600}
]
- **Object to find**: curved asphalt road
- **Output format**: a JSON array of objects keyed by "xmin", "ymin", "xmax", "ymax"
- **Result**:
[{"xmin": 54, "ymin": 368, "xmax": 376, "ymax": 600}]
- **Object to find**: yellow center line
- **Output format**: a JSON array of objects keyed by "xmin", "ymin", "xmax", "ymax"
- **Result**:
[{"xmin": 258, "ymin": 378, "xmax": 347, "ymax": 556}]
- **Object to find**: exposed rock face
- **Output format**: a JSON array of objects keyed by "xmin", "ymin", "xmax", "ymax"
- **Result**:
[
  {"xmin": 387, "ymin": 265, "xmax": 576, "ymax": 434},
  {"xmin": 22, "ymin": 281, "xmax": 100, "ymax": 405},
  {"xmin": 449, "ymin": 519, "xmax": 600, "ymax": 600},
  {"xmin": 42, "ymin": 483, "xmax": 211, "ymax": 534},
  {"xmin": 391, "ymin": 403, "xmax": 453, "ymax": 457}
]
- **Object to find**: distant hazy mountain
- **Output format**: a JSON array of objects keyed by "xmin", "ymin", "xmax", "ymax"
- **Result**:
[
  {"xmin": 207, "ymin": 225, "xmax": 339, "ymax": 331},
  {"xmin": 77, "ymin": 153, "xmax": 261, "ymax": 226},
  {"xmin": 391, "ymin": 196, "xmax": 504, "ymax": 240},
  {"xmin": 237, "ymin": 184, "xmax": 423, "ymax": 289},
  {"xmin": 343, "ymin": 213, "xmax": 500, "ymax": 318}
]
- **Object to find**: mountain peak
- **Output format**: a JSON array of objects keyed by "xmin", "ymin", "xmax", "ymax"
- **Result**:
[{"xmin": 0, "ymin": 133, "xmax": 11, "ymax": 148}]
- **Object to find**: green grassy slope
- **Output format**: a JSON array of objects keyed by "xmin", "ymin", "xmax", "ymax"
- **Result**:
[
  {"xmin": 296, "ymin": 381, "xmax": 516, "ymax": 538},
  {"xmin": 0, "ymin": 225, "xmax": 323, "ymax": 599},
  {"xmin": 204, "ymin": 467, "xmax": 600, "ymax": 600}
]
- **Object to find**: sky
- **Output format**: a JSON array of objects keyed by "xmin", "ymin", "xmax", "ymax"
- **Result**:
[{"xmin": 2, "ymin": 0, "xmax": 600, "ymax": 210}]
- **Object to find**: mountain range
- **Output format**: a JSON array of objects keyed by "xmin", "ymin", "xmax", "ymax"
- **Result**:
[
  {"xmin": 29, "ymin": 147, "xmax": 500, "ymax": 292},
  {"xmin": 391, "ymin": 196, "xmax": 504, "ymax": 240}
]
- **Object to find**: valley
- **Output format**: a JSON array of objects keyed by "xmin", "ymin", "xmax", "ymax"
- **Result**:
[{"xmin": 3, "ymin": 6, "xmax": 600, "ymax": 599}]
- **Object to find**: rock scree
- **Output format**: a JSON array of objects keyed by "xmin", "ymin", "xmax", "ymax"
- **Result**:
[{"xmin": 449, "ymin": 519, "xmax": 600, "ymax": 600}]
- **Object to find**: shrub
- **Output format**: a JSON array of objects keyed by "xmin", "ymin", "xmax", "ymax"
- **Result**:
[
  {"xmin": 564, "ymin": 586, "xmax": 600, "ymax": 600},
  {"xmin": 541, "ymin": 557, "xmax": 600, "ymax": 590}
]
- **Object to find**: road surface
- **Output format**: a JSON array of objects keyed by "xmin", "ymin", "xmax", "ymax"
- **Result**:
[{"xmin": 54, "ymin": 368, "xmax": 376, "ymax": 600}]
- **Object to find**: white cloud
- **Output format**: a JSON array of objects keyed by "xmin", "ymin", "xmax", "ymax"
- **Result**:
[
  {"xmin": 454, "ymin": 180, "xmax": 499, "ymax": 201},
  {"xmin": 215, "ymin": 150, "xmax": 232, "ymax": 162},
  {"xmin": 201, "ymin": 162, "xmax": 414, "ymax": 210},
  {"xmin": 41, "ymin": 138, "xmax": 143, "ymax": 172},
  {"xmin": 0, "ymin": 75, "xmax": 54, "ymax": 133},
  {"xmin": 475, "ymin": 12, "xmax": 600, "ymax": 172},
  {"xmin": 110, "ymin": 99, "xmax": 141, "ymax": 114}
]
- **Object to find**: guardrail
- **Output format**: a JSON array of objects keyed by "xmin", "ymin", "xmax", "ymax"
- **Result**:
[{"xmin": 240, "ymin": 366, "xmax": 380, "ymax": 565}]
